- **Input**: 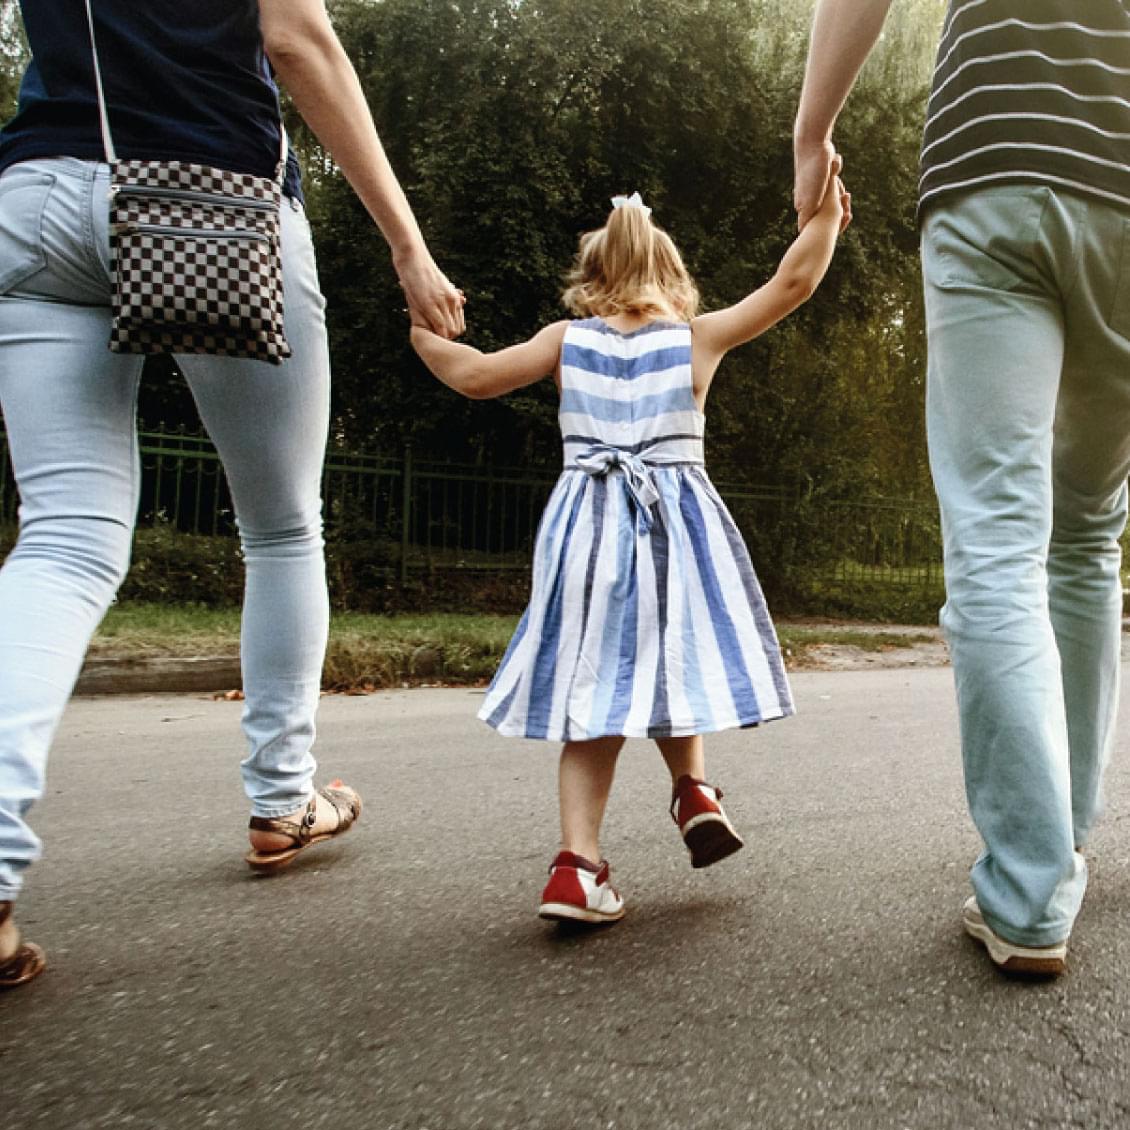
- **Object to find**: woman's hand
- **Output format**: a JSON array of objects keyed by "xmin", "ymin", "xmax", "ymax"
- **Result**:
[
  {"xmin": 261, "ymin": 0, "xmax": 466, "ymax": 339},
  {"xmin": 396, "ymin": 248, "xmax": 465, "ymax": 339}
]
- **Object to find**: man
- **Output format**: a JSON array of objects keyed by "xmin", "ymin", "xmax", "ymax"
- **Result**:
[{"xmin": 795, "ymin": 0, "xmax": 1130, "ymax": 976}]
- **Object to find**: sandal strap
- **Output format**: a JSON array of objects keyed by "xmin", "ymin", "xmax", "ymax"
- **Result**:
[
  {"xmin": 669, "ymin": 777, "xmax": 721, "ymax": 821},
  {"xmin": 0, "ymin": 942, "xmax": 39, "ymax": 982},
  {"xmin": 248, "ymin": 796, "xmax": 318, "ymax": 845},
  {"xmin": 318, "ymin": 784, "xmax": 360, "ymax": 833},
  {"xmin": 247, "ymin": 784, "xmax": 359, "ymax": 845},
  {"xmin": 0, "ymin": 940, "xmax": 46, "ymax": 989},
  {"xmin": 0, "ymin": 902, "xmax": 45, "ymax": 989}
]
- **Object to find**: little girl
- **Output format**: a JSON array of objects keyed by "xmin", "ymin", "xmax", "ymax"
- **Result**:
[{"xmin": 412, "ymin": 171, "xmax": 850, "ymax": 924}]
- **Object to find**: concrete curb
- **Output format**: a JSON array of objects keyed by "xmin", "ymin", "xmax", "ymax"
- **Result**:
[{"xmin": 75, "ymin": 656, "xmax": 242, "ymax": 696}]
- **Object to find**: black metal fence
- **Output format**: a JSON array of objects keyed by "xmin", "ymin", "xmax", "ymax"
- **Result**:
[{"xmin": 0, "ymin": 428, "xmax": 946, "ymax": 600}]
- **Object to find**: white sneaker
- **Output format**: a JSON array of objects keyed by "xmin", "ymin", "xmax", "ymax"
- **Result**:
[{"xmin": 962, "ymin": 897, "xmax": 1067, "ymax": 977}]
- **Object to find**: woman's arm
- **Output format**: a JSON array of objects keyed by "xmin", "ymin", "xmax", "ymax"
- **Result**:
[
  {"xmin": 411, "ymin": 322, "xmax": 569, "ymax": 400},
  {"xmin": 691, "ymin": 171, "xmax": 849, "ymax": 397},
  {"xmin": 259, "ymin": 0, "xmax": 464, "ymax": 338}
]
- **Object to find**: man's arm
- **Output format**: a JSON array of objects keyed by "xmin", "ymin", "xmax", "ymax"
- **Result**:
[
  {"xmin": 793, "ymin": 0, "xmax": 893, "ymax": 228},
  {"xmin": 259, "ymin": 0, "xmax": 465, "ymax": 338}
]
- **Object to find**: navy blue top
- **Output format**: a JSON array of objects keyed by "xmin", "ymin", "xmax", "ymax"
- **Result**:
[{"xmin": 0, "ymin": 0, "xmax": 302, "ymax": 200}]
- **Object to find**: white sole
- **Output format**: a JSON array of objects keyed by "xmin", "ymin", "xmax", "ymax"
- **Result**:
[
  {"xmin": 962, "ymin": 899, "xmax": 1066, "ymax": 976},
  {"xmin": 682, "ymin": 812, "xmax": 744, "ymax": 869},
  {"xmin": 682, "ymin": 810, "xmax": 737, "ymax": 834},
  {"xmin": 539, "ymin": 901, "xmax": 625, "ymax": 924}
]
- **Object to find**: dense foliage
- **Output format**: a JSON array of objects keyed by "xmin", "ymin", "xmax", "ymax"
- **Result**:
[
  {"xmin": 0, "ymin": 0, "xmax": 943, "ymax": 502},
  {"xmin": 302, "ymin": 0, "xmax": 941, "ymax": 504}
]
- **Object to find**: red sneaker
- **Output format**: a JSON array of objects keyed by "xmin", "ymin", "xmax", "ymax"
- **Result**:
[
  {"xmin": 671, "ymin": 775, "xmax": 744, "ymax": 868},
  {"xmin": 538, "ymin": 851, "xmax": 626, "ymax": 923}
]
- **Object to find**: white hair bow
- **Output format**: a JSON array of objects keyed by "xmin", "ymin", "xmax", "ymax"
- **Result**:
[{"xmin": 611, "ymin": 191, "xmax": 652, "ymax": 217}]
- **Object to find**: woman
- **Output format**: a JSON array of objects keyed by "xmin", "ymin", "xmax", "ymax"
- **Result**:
[{"xmin": 0, "ymin": 0, "xmax": 464, "ymax": 989}]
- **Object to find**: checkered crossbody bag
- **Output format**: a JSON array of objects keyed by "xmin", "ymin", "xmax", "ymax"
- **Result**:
[{"xmin": 85, "ymin": 0, "xmax": 291, "ymax": 364}]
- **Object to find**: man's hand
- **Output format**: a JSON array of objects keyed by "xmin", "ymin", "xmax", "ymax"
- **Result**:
[{"xmin": 794, "ymin": 136, "xmax": 839, "ymax": 230}]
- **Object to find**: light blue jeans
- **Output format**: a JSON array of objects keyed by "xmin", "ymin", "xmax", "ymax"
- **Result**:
[
  {"xmin": 923, "ymin": 185, "xmax": 1130, "ymax": 947},
  {"xmin": 0, "ymin": 158, "xmax": 332, "ymax": 900}
]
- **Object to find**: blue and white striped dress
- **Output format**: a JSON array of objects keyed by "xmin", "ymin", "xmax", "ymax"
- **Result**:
[{"xmin": 479, "ymin": 316, "xmax": 794, "ymax": 741}]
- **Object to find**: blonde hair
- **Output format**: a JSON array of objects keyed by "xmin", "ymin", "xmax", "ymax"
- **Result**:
[{"xmin": 561, "ymin": 202, "xmax": 700, "ymax": 322}]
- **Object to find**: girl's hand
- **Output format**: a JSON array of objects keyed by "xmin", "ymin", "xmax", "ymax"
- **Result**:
[
  {"xmin": 395, "ymin": 248, "xmax": 466, "ymax": 339},
  {"xmin": 818, "ymin": 173, "xmax": 852, "ymax": 233},
  {"xmin": 813, "ymin": 160, "xmax": 850, "ymax": 232}
]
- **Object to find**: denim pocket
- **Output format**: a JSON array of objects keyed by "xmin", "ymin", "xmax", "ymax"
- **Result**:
[
  {"xmin": 924, "ymin": 187, "xmax": 1048, "ymax": 293},
  {"xmin": 0, "ymin": 170, "xmax": 55, "ymax": 294},
  {"xmin": 1109, "ymin": 219, "xmax": 1130, "ymax": 342}
]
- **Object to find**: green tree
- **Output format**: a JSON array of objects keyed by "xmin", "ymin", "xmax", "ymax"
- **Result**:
[
  {"xmin": 0, "ymin": 0, "xmax": 28, "ymax": 124},
  {"xmin": 1, "ymin": 0, "xmax": 943, "ymax": 515},
  {"xmin": 310, "ymin": 0, "xmax": 940, "ymax": 508}
]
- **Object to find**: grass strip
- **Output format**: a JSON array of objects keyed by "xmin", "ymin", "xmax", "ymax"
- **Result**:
[
  {"xmin": 91, "ymin": 603, "xmax": 520, "ymax": 690},
  {"xmin": 321, "ymin": 613, "xmax": 518, "ymax": 690},
  {"xmin": 90, "ymin": 604, "xmax": 938, "ymax": 691}
]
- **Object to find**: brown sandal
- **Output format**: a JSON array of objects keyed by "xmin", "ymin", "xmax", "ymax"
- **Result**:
[
  {"xmin": 244, "ymin": 781, "xmax": 362, "ymax": 874},
  {"xmin": 0, "ymin": 901, "xmax": 46, "ymax": 991}
]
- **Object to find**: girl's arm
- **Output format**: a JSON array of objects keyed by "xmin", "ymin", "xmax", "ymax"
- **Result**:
[
  {"xmin": 411, "ymin": 322, "xmax": 569, "ymax": 400},
  {"xmin": 259, "ymin": 0, "xmax": 465, "ymax": 339},
  {"xmin": 691, "ymin": 171, "xmax": 849, "ymax": 399}
]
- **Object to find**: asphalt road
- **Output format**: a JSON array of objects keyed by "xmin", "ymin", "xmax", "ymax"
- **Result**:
[{"xmin": 5, "ymin": 668, "xmax": 1130, "ymax": 1129}]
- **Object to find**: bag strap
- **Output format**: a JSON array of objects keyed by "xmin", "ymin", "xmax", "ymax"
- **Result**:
[
  {"xmin": 82, "ymin": 0, "xmax": 289, "ymax": 181},
  {"xmin": 83, "ymin": 0, "xmax": 117, "ymax": 164}
]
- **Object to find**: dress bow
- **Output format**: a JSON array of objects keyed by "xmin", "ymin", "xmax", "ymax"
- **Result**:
[{"xmin": 574, "ymin": 445, "xmax": 660, "ymax": 535}]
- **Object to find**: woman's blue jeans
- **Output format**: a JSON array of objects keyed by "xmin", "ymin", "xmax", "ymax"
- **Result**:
[
  {"xmin": 0, "ymin": 158, "xmax": 332, "ymax": 900},
  {"xmin": 923, "ymin": 185, "xmax": 1130, "ymax": 947}
]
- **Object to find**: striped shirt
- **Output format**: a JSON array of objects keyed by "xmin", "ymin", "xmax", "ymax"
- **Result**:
[{"xmin": 920, "ymin": 0, "xmax": 1130, "ymax": 213}]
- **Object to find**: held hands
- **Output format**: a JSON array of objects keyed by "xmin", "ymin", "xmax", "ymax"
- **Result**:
[
  {"xmin": 805, "ymin": 154, "xmax": 852, "ymax": 235},
  {"xmin": 395, "ymin": 246, "xmax": 466, "ymax": 339},
  {"xmin": 795, "ymin": 142, "xmax": 851, "ymax": 234},
  {"xmin": 794, "ymin": 136, "xmax": 838, "ymax": 230}
]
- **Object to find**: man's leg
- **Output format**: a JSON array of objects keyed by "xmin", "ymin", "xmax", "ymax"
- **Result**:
[
  {"xmin": 1047, "ymin": 196, "xmax": 1130, "ymax": 851},
  {"xmin": 922, "ymin": 186, "xmax": 1081, "ymax": 947}
]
